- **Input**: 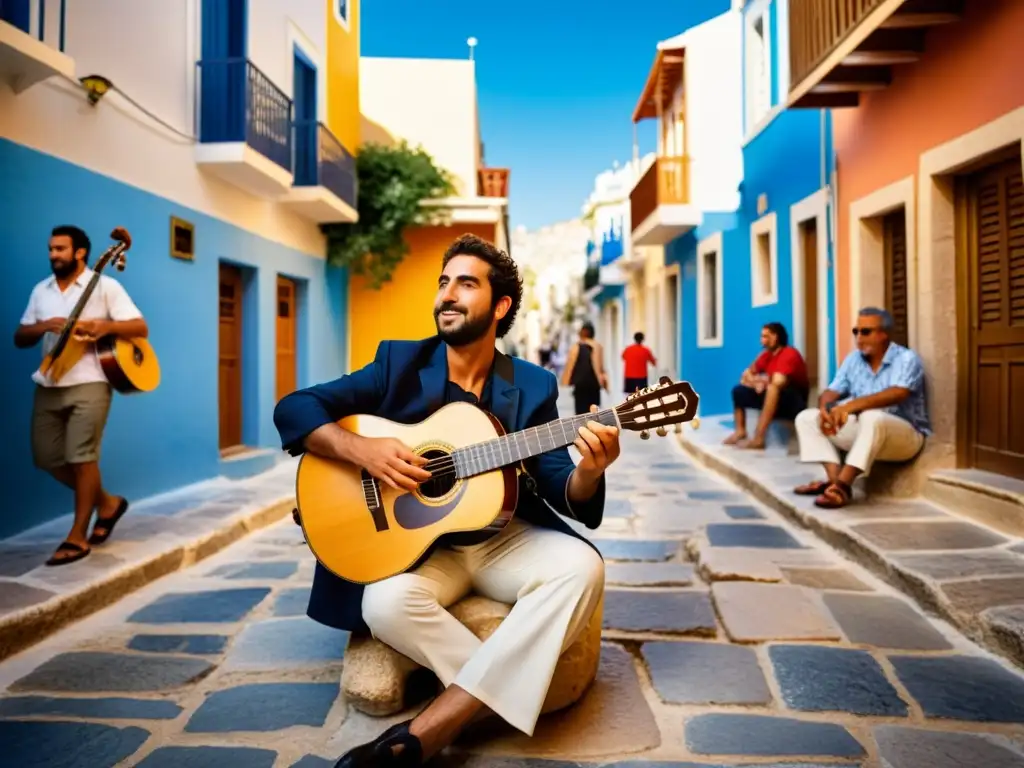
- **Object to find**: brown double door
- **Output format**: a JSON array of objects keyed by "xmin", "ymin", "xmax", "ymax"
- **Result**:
[
  {"xmin": 276, "ymin": 276, "xmax": 297, "ymax": 401},
  {"xmin": 959, "ymin": 152, "xmax": 1024, "ymax": 479},
  {"xmin": 218, "ymin": 264, "xmax": 243, "ymax": 451}
]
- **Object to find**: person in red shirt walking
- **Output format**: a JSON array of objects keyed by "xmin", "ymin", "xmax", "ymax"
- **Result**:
[
  {"xmin": 723, "ymin": 322, "xmax": 809, "ymax": 449},
  {"xmin": 622, "ymin": 332, "xmax": 657, "ymax": 394}
]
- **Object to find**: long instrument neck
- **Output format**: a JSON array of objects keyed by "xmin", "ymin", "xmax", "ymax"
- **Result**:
[
  {"xmin": 452, "ymin": 408, "xmax": 619, "ymax": 478},
  {"xmin": 47, "ymin": 269, "xmax": 103, "ymax": 363}
]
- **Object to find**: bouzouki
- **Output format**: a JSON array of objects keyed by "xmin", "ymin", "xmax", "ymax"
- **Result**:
[
  {"xmin": 38, "ymin": 227, "xmax": 161, "ymax": 394},
  {"xmin": 296, "ymin": 376, "xmax": 700, "ymax": 584}
]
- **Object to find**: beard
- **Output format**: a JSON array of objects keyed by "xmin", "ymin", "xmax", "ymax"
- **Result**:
[
  {"xmin": 434, "ymin": 303, "xmax": 492, "ymax": 347},
  {"xmin": 50, "ymin": 259, "xmax": 76, "ymax": 278}
]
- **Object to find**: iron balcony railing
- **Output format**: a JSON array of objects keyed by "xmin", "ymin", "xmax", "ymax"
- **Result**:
[
  {"xmin": 0, "ymin": 0, "xmax": 67, "ymax": 50},
  {"xmin": 293, "ymin": 119, "xmax": 358, "ymax": 209},
  {"xmin": 195, "ymin": 57, "xmax": 293, "ymax": 173},
  {"xmin": 601, "ymin": 232, "xmax": 624, "ymax": 266}
]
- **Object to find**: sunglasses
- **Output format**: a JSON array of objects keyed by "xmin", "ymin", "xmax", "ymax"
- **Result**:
[{"xmin": 851, "ymin": 327, "xmax": 878, "ymax": 337}]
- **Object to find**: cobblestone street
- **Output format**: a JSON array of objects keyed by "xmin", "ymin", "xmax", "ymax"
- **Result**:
[{"xmin": 1, "ymin": 393, "xmax": 1024, "ymax": 767}]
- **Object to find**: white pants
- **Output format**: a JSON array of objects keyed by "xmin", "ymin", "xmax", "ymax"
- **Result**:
[
  {"xmin": 361, "ymin": 518, "xmax": 604, "ymax": 736},
  {"xmin": 795, "ymin": 408, "xmax": 924, "ymax": 476}
]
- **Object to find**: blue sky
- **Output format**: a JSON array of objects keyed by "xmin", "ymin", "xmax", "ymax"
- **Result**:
[{"xmin": 361, "ymin": 0, "xmax": 730, "ymax": 231}]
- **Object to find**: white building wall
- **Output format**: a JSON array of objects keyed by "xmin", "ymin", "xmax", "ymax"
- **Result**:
[
  {"xmin": 359, "ymin": 57, "xmax": 480, "ymax": 198},
  {"xmin": 0, "ymin": 0, "xmax": 328, "ymax": 257},
  {"xmin": 684, "ymin": 10, "xmax": 744, "ymax": 213}
]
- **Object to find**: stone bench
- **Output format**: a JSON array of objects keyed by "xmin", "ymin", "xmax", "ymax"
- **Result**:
[
  {"xmin": 341, "ymin": 593, "xmax": 604, "ymax": 716},
  {"xmin": 742, "ymin": 410, "xmax": 798, "ymax": 455}
]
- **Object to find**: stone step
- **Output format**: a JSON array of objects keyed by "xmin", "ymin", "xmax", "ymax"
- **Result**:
[
  {"xmin": 925, "ymin": 468, "xmax": 1024, "ymax": 539},
  {"xmin": 675, "ymin": 417, "xmax": 1024, "ymax": 671}
]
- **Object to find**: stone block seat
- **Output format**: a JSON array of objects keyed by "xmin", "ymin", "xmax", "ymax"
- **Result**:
[
  {"xmin": 742, "ymin": 409, "xmax": 798, "ymax": 455},
  {"xmin": 341, "ymin": 593, "xmax": 604, "ymax": 716}
]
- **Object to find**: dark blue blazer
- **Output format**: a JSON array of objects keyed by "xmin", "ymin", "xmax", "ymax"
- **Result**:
[{"xmin": 273, "ymin": 335, "xmax": 606, "ymax": 633}]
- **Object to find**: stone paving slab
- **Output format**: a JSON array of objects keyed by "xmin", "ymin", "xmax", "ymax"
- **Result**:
[
  {"xmin": 0, "ymin": 459, "xmax": 298, "ymax": 662},
  {"xmin": 677, "ymin": 414, "xmax": 1024, "ymax": 668},
  {"xmin": 874, "ymin": 725, "xmax": 1024, "ymax": 768},
  {"xmin": 642, "ymin": 641, "xmax": 771, "ymax": 705},
  {"xmin": 2, "ymin": 403, "xmax": 1024, "ymax": 766},
  {"xmin": 712, "ymin": 582, "xmax": 843, "ymax": 642},
  {"xmin": 768, "ymin": 644, "xmax": 908, "ymax": 716}
]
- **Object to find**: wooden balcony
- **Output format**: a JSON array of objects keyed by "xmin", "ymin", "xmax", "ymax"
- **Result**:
[
  {"xmin": 478, "ymin": 167, "xmax": 509, "ymax": 198},
  {"xmin": 629, "ymin": 156, "xmax": 700, "ymax": 246},
  {"xmin": 788, "ymin": 0, "xmax": 964, "ymax": 109}
]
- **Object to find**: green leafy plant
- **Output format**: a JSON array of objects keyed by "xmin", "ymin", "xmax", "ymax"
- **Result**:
[{"xmin": 323, "ymin": 141, "xmax": 456, "ymax": 288}]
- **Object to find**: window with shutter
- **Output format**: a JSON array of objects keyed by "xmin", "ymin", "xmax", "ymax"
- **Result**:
[{"xmin": 882, "ymin": 209, "xmax": 909, "ymax": 347}]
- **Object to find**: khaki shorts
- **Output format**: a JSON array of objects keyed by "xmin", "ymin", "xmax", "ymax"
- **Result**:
[{"xmin": 31, "ymin": 382, "xmax": 112, "ymax": 469}]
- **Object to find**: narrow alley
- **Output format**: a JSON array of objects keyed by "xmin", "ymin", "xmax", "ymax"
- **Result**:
[{"xmin": 1, "ymin": 391, "xmax": 1022, "ymax": 768}]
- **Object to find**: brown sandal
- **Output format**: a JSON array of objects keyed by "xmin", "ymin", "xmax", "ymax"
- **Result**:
[
  {"xmin": 814, "ymin": 482, "xmax": 852, "ymax": 509},
  {"xmin": 794, "ymin": 480, "xmax": 830, "ymax": 496}
]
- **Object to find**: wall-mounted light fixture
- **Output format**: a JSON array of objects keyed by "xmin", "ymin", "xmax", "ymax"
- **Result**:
[{"xmin": 79, "ymin": 74, "xmax": 113, "ymax": 105}]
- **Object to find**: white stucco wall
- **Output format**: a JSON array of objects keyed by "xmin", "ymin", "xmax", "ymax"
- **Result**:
[
  {"xmin": 359, "ymin": 57, "xmax": 480, "ymax": 198},
  {"xmin": 683, "ymin": 10, "xmax": 744, "ymax": 213},
  {"xmin": 1, "ymin": 0, "xmax": 329, "ymax": 256}
]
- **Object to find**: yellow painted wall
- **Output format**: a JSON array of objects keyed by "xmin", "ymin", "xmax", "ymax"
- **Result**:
[
  {"xmin": 326, "ymin": 0, "xmax": 360, "ymax": 152},
  {"xmin": 348, "ymin": 223, "xmax": 498, "ymax": 370}
]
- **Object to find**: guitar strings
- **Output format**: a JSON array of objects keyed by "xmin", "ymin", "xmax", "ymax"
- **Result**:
[{"xmin": 405, "ymin": 408, "xmax": 684, "ymax": 480}]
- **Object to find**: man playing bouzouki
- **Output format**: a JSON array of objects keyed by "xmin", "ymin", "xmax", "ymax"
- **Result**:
[
  {"xmin": 14, "ymin": 226, "xmax": 148, "ymax": 566},
  {"xmin": 274, "ymin": 234, "xmax": 621, "ymax": 767}
]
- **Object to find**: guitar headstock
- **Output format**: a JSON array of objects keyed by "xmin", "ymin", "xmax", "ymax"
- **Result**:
[
  {"xmin": 94, "ymin": 227, "xmax": 132, "ymax": 274},
  {"xmin": 614, "ymin": 376, "xmax": 700, "ymax": 438}
]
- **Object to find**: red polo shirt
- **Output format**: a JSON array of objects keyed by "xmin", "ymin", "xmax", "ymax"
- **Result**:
[
  {"xmin": 622, "ymin": 344, "xmax": 656, "ymax": 379},
  {"xmin": 754, "ymin": 346, "xmax": 809, "ymax": 391}
]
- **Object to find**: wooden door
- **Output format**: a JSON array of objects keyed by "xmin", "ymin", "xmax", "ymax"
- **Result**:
[
  {"xmin": 276, "ymin": 276, "xmax": 297, "ymax": 401},
  {"xmin": 800, "ymin": 218, "xmax": 820, "ymax": 392},
  {"xmin": 960, "ymin": 154, "xmax": 1024, "ymax": 479},
  {"xmin": 882, "ymin": 209, "xmax": 910, "ymax": 348},
  {"xmin": 218, "ymin": 264, "xmax": 243, "ymax": 450}
]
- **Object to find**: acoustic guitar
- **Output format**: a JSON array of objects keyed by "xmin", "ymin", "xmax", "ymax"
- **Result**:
[
  {"xmin": 38, "ymin": 227, "xmax": 161, "ymax": 394},
  {"xmin": 296, "ymin": 376, "xmax": 700, "ymax": 584}
]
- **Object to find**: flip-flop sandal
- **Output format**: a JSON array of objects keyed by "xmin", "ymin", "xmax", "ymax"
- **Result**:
[
  {"xmin": 794, "ymin": 480, "xmax": 830, "ymax": 496},
  {"xmin": 814, "ymin": 482, "xmax": 852, "ymax": 509},
  {"xmin": 45, "ymin": 540, "xmax": 91, "ymax": 566},
  {"xmin": 89, "ymin": 498, "xmax": 129, "ymax": 545}
]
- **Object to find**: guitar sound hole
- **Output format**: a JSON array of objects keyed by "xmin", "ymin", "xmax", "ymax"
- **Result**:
[{"xmin": 418, "ymin": 449, "xmax": 456, "ymax": 500}]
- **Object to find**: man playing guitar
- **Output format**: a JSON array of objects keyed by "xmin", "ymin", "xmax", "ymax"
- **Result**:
[
  {"xmin": 274, "ymin": 234, "xmax": 621, "ymax": 766},
  {"xmin": 14, "ymin": 226, "xmax": 148, "ymax": 566}
]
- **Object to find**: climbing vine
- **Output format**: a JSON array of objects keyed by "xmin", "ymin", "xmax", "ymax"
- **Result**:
[{"xmin": 323, "ymin": 141, "xmax": 456, "ymax": 288}]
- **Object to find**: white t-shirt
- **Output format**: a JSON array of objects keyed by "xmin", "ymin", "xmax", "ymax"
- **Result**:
[{"xmin": 20, "ymin": 268, "xmax": 143, "ymax": 387}]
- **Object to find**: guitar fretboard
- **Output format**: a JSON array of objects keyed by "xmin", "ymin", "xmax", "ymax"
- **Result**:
[{"xmin": 452, "ymin": 409, "xmax": 619, "ymax": 478}]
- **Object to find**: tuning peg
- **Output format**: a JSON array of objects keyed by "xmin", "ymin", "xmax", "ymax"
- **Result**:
[
  {"xmin": 655, "ymin": 426, "xmax": 667, "ymax": 437},
  {"xmin": 691, "ymin": 417, "xmax": 701, "ymax": 430},
  {"xmin": 640, "ymin": 429, "xmax": 650, "ymax": 440},
  {"xmin": 674, "ymin": 423, "xmax": 682, "ymax": 434}
]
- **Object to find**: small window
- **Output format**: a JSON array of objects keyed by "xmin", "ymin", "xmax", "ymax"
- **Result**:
[
  {"xmin": 750, "ymin": 211, "xmax": 778, "ymax": 306},
  {"xmin": 882, "ymin": 208, "xmax": 909, "ymax": 347},
  {"xmin": 333, "ymin": 0, "xmax": 349, "ymax": 28},
  {"xmin": 697, "ymin": 233, "xmax": 723, "ymax": 348},
  {"xmin": 170, "ymin": 216, "xmax": 195, "ymax": 261}
]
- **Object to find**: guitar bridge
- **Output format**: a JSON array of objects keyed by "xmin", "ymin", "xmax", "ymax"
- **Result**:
[{"xmin": 360, "ymin": 470, "xmax": 389, "ymax": 531}]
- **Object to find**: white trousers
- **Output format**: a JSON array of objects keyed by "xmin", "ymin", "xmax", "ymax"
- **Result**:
[
  {"xmin": 795, "ymin": 408, "xmax": 924, "ymax": 476},
  {"xmin": 361, "ymin": 518, "xmax": 604, "ymax": 736}
]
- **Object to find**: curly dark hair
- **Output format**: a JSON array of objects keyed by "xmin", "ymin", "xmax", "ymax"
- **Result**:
[{"xmin": 441, "ymin": 233, "xmax": 523, "ymax": 339}]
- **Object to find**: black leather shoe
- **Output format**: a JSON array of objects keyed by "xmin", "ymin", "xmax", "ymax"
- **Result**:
[{"xmin": 334, "ymin": 719, "xmax": 423, "ymax": 767}]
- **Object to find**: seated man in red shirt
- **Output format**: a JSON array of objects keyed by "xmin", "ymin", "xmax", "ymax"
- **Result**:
[
  {"xmin": 723, "ymin": 322, "xmax": 809, "ymax": 449},
  {"xmin": 622, "ymin": 331, "xmax": 657, "ymax": 393}
]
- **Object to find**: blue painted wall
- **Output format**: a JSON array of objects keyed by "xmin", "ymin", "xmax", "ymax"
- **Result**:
[
  {"xmin": 669, "ymin": 0, "xmax": 838, "ymax": 418},
  {"xmin": 0, "ymin": 139, "xmax": 348, "ymax": 538}
]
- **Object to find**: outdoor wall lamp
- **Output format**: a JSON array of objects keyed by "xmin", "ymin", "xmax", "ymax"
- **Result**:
[{"xmin": 79, "ymin": 74, "xmax": 113, "ymax": 105}]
